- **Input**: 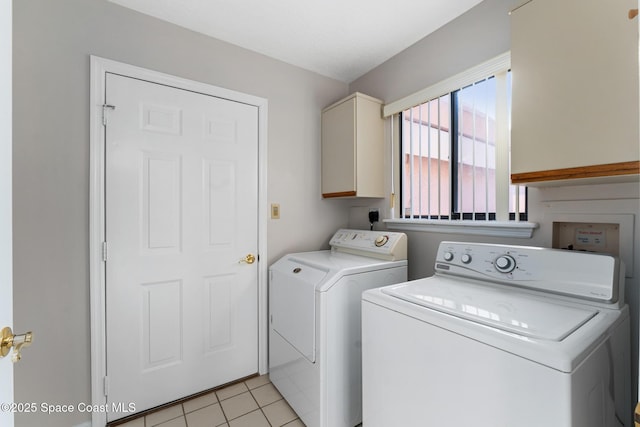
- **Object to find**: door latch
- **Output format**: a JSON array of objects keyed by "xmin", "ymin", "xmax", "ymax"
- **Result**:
[
  {"xmin": 1, "ymin": 327, "xmax": 33, "ymax": 363},
  {"xmin": 238, "ymin": 254, "xmax": 256, "ymax": 265}
]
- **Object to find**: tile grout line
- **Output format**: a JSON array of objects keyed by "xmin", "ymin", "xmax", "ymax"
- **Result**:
[
  {"xmin": 247, "ymin": 382, "xmax": 274, "ymax": 427},
  {"xmin": 252, "ymin": 381, "xmax": 303, "ymax": 427},
  {"xmin": 181, "ymin": 402, "xmax": 187, "ymax": 427},
  {"xmin": 139, "ymin": 377, "xmax": 303, "ymax": 427},
  {"xmin": 217, "ymin": 395, "xmax": 231, "ymax": 425},
  {"xmin": 219, "ymin": 387, "xmax": 262, "ymax": 424},
  {"xmin": 212, "ymin": 391, "xmax": 227, "ymax": 427}
]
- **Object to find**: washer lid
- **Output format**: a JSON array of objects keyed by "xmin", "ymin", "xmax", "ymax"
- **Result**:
[
  {"xmin": 382, "ymin": 278, "xmax": 598, "ymax": 341},
  {"xmin": 284, "ymin": 250, "xmax": 406, "ymax": 292}
]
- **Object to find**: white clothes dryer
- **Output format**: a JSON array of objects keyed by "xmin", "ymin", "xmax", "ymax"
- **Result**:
[
  {"xmin": 362, "ymin": 241, "xmax": 631, "ymax": 427},
  {"xmin": 269, "ymin": 229, "xmax": 408, "ymax": 427}
]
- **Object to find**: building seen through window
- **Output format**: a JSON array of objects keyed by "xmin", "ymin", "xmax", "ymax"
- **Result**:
[{"xmin": 401, "ymin": 71, "xmax": 526, "ymax": 220}]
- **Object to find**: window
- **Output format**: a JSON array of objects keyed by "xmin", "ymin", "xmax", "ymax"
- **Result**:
[{"xmin": 400, "ymin": 70, "xmax": 527, "ymax": 222}]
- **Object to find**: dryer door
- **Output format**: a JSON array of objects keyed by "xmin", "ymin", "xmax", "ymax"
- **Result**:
[{"xmin": 270, "ymin": 258, "xmax": 328, "ymax": 362}]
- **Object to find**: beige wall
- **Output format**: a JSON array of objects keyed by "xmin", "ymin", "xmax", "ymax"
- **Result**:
[
  {"xmin": 12, "ymin": 0, "xmax": 351, "ymax": 425},
  {"xmin": 349, "ymin": 0, "xmax": 519, "ymax": 103}
]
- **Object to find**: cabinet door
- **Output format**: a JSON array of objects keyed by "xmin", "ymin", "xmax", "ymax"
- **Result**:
[
  {"xmin": 511, "ymin": 0, "xmax": 639, "ymax": 183},
  {"xmin": 355, "ymin": 97, "xmax": 385, "ymax": 198},
  {"xmin": 322, "ymin": 97, "xmax": 357, "ymax": 197}
]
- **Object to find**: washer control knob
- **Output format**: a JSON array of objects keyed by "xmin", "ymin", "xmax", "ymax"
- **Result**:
[
  {"xmin": 443, "ymin": 251, "xmax": 454, "ymax": 261},
  {"xmin": 495, "ymin": 255, "xmax": 516, "ymax": 273},
  {"xmin": 374, "ymin": 235, "xmax": 389, "ymax": 247},
  {"xmin": 461, "ymin": 254, "xmax": 472, "ymax": 264}
]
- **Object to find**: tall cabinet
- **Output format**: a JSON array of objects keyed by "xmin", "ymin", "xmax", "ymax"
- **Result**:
[
  {"xmin": 510, "ymin": 0, "xmax": 639, "ymax": 184},
  {"xmin": 321, "ymin": 92, "xmax": 385, "ymax": 198}
]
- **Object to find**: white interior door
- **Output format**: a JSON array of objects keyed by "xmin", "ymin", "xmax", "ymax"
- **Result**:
[
  {"xmin": 0, "ymin": 1, "xmax": 13, "ymax": 425},
  {"xmin": 105, "ymin": 73, "xmax": 259, "ymax": 421}
]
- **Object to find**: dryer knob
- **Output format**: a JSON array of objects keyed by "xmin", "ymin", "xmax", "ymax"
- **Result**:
[
  {"xmin": 375, "ymin": 235, "xmax": 389, "ymax": 247},
  {"xmin": 461, "ymin": 254, "xmax": 472, "ymax": 264},
  {"xmin": 443, "ymin": 251, "xmax": 454, "ymax": 261}
]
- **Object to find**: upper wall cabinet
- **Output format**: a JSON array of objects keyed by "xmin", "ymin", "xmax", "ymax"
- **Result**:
[
  {"xmin": 321, "ymin": 92, "xmax": 385, "ymax": 198},
  {"xmin": 510, "ymin": 0, "xmax": 640, "ymax": 184}
]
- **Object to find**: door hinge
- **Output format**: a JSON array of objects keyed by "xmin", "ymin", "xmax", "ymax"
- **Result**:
[
  {"xmin": 103, "ymin": 376, "xmax": 109, "ymax": 397},
  {"xmin": 102, "ymin": 104, "xmax": 115, "ymax": 126},
  {"xmin": 102, "ymin": 241, "xmax": 108, "ymax": 262}
]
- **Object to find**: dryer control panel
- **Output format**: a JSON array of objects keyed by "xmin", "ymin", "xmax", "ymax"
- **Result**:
[
  {"xmin": 330, "ymin": 229, "xmax": 407, "ymax": 261},
  {"xmin": 434, "ymin": 241, "xmax": 624, "ymax": 307}
]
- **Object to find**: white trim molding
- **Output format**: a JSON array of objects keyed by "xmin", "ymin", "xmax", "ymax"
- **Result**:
[
  {"xmin": 385, "ymin": 218, "xmax": 538, "ymax": 238},
  {"xmin": 383, "ymin": 51, "xmax": 511, "ymax": 117},
  {"xmin": 89, "ymin": 56, "xmax": 268, "ymax": 427}
]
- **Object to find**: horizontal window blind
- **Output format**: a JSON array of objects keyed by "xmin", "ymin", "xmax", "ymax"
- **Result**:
[{"xmin": 384, "ymin": 52, "xmax": 511, "ymax": 118}]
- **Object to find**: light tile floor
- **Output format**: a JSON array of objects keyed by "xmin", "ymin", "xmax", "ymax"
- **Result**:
[{"xmin": 116, "ymin": 375, "xmax": 305, "ymax": 427}]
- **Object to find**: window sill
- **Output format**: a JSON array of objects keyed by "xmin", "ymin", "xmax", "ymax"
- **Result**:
[{"xmin": 384, "ymin": 219, "xmax": 538, "ymax": 238}]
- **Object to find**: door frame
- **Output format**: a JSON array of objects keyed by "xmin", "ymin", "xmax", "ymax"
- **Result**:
[
  {"xmin": 89, "ymin": 56, "xmax": 268, "ymax": 427},
  {"xmin": 0, "ymin": 1, "xmax": 12, "ymax": 426}
]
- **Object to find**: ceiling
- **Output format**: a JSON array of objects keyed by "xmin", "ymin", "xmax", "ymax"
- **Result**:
[{"xmin": 109, "ymin": 0, "xmax": 484, "ymax": 83}]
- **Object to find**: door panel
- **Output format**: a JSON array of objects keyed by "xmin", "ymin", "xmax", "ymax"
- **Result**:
[
  {"xmin": 204, "ymin": 274, "xmax": 234, "ymax": 352},
  {"xmin": 105, "ymin": 73, "xmax": 259, "ymax": 420},
  {"xmin": 141, "ymin": 280, "xmax": 183, "ymax": 371},
  {"xmin": 204, "ymin": 159, "xmax": 236, "ymax": 247},
  {"xmin": 142, "ymin": 153, "xmax": 182, "ymax": 252}
]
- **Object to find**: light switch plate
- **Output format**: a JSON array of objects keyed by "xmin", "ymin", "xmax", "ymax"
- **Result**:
[{"xmin": 271, "ymin": 203, "xmax": 280, "ymax": 219}]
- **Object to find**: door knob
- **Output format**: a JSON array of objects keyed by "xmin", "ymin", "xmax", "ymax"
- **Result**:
[
  {"xmin": 1, "ymin": 327, "xmax": 33, "ymax": 363},
  {"xmin": 239, "ymin": 254, "xmax": 256, "ymax": 264}
]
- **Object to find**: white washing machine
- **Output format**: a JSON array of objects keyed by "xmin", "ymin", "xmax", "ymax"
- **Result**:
[
  {"xmin": 269, "ymin": 229, "xmax": 408, "ymax": 427},
  {"xmin": 362, "ymin": 241, "xmax": 631, "ymax": 427}
]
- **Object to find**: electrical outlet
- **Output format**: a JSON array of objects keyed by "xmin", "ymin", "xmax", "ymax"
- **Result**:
[
  {"xmin": 271, "ymin": 203, "xmax": 280, "ymax": 219},
  {"xmin": 368, "ymin": 209, "xmax": 379, "ymax": 224}
]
